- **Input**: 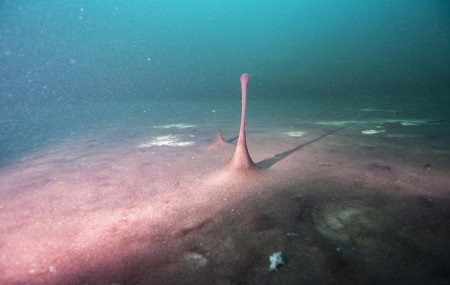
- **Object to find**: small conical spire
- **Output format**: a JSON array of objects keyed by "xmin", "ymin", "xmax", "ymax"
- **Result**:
[{"xmin": 207, "ymin": 130, "xmax": 229, "ymax": 149}]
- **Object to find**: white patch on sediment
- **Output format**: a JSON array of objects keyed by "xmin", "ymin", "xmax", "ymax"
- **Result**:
[
  {"xmin": 359, "ymin": 108, "xmax": 397, "ymax": 113},
  {"xmin": 138, "ymin": 135, "xmax": 194, "ymax": 147},
  {"xmin": 377, "ymin": 119, "xmax": 428, "ymax": 126},
  {"xmin": 386, "ymin": 134, "xmax": 421, "ymax": 138},
  {"xmin": 153, "ymin": 123, "xmax": 196, "ymax": 129},
  {"xmin": 344, "ymin": 108, "xmax": 397, "ymax": 113},
  {"xmin": 317, "ymin": 120, "xmax": 360, "ymax": 126},
  {"xmin": 433, "ymin": 149, "xmax": 450, "ymax": 154},
  {"xmin": 362, "ymin": 130, "xmax": 385, "ymax": 135},
  {"xmin": 284, "ymin": 131, "xmax": 305, "ymax": 137},
  {"xmin": 400, "ymin": 121, "xmax": 421, "ymax": 126},
  {"xmin": 317, "ymin": 119, "xmax": 429, "ymax": 127}
]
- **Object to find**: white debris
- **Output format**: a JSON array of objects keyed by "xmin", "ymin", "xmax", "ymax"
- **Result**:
[
  {"xmin": 269, "ymin": 251, "xmax": 284, "ymax": 271},
  {"xmin": 48, "ymin": 265, "xmax": 57, "ymax": 274}
]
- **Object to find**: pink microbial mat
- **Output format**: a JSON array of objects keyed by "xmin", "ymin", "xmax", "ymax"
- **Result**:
[{"xmin": 1, "ymin": 76, "xmax": 449, "ymax": 284}]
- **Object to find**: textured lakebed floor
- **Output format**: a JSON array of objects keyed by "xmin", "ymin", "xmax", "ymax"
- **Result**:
[{"xmin": 0, "ymin": 117, "xmax": 449, "ymax": 284}]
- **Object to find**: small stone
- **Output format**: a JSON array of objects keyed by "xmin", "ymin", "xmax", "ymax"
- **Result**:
[
  {"xmin": 269, "ymin": 252, "xmax": 284, "ymax": 271},
  {"xmin": 184, "ymin": 251, "xmax": 208, "ymax": 269}
]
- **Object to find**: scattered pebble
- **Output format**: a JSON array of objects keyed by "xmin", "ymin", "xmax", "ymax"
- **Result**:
[
  {"xmin": 184, "ymin": 252, "xmax": 208, "ymax": 269},
  {"xmin": 269, "ymin": 252, "xmax": 284, "ymax": 271}
]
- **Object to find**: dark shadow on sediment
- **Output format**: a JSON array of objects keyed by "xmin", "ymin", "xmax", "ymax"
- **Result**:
[
  {"xmin": 226, "ymin": 136, "xmax": 239, "ymax": 144},
  {"xmin": 256, "ymin": 127, "xmax": 346, "ymax": 169}
]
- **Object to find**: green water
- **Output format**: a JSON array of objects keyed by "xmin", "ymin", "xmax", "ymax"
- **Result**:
[{"xmin": 1, "ymin": 0, "xmax": 449, "ymax": 167}]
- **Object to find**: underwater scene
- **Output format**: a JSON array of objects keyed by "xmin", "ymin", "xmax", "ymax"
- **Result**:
[{"xmin": 1, "ymin": 1, "xmax": 449, "ymax": 284}]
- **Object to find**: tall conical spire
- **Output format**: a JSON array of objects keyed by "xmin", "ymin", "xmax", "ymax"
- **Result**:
[{"xmin": 225, "ymin": 74, "xmax": 259, "ymax": 174}]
